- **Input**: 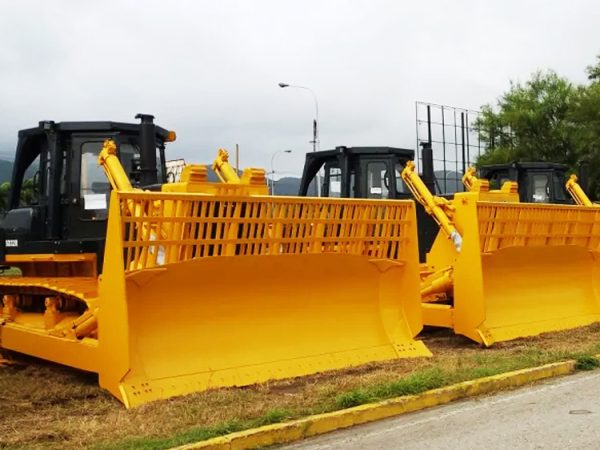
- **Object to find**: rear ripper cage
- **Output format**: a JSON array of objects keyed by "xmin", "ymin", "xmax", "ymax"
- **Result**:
[{"xmin": 415, "ymin": 101, "xmax": 487, "ymax": 194}]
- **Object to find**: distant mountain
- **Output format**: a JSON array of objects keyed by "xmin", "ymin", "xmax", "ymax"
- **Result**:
[
  {"xmin": 0, "ymin": 160, "xmax": 13, "ymax": 184},
  {"xmin": 272, "ymin": 177, "xmax": 301, "ymax": 196},
  {"xmin": 206, "ymin": 170, "xmax": 220, "ymax": 183},
  {"xmin": 434, "ymin": 170, "xmax": 463, "ymax": 194},
  {"xmin": 0, "ymin": 159, "xmax": 40, "ymax": 185},
  {"xmin": 199, "ymin": 165, "xmax": 301, "ymax": 195},
  {"xmin": 204, "ymin": 168, "xmax": 301, "ymax": 195}
]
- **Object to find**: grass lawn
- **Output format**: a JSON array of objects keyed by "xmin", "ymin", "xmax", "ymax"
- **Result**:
[{"xmin": 2, "ymin": 325, "xmax": 600, "ymax": 449}]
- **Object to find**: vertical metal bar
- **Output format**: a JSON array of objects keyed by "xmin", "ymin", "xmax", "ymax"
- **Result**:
[
  {"xmin": 465, "ymin": 112, "xmax": 471, "ymax": 166},
  {"xmin": 313, "ymin": 119, "xmax": 320, "ymax": 197},
  {"xmin": 235, "ymin": 143, "xmax": 240, "ymax": 173},
  {"xmin": 46, "ymin": 128, "xmax": 62, "ymax": 240},
  {"xmin": 453, "ymin": 109, "xmax": 458, "ymax": 192},
  {"xmin": 441, "ymin": 105, "xmax": 447, "ymax": 193},
  {"xmin": 426, "ymin": 104, "xmax": 432, "ymax": 143},
  {"xmin": 477, "ymin": 113, "xmax": 482, "ymax": 157},
  {"xmin": 461, "ymin": 112, "xmax": 466, "ymax": 177},
  {"xmin": 426, "ymin": 104, "xmax": 432, "ymax": 186},
  {"xmin": 415, "ymin": 101, "xmax": 420, "ymax": 173}
]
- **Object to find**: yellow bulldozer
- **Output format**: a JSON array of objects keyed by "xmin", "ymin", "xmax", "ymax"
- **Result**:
[
  {"xmin": 297, "ymin": 145, "xmax": 600, "ymax": 346},
  {"xmin": 403, "ymin": 162, "xmax": 600, "ymax": 346},
  {"xmin": 0, "ymin": 115, "xmax": 429, "ymax": 407}
]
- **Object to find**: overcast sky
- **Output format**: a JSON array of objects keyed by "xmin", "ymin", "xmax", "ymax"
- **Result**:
[{"xmin": 1, "ymin": 1, "xmax": 599, "ymax": 177}]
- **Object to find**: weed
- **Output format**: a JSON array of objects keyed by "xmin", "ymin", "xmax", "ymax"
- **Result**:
[
  {"xmin": 335, "ymin": 368, "xmax": 447, "ymax": 409},
  {"xmin": 575, "ymin": 355, "xmax": 600, "ymax": 371},
  {"xmin": 335, "ymin": 389, "xmax": 373, "ymax": 408},
  {"xmin": 256, "ymin": 408, "xmax": 292, "ymax": 425},
  {"xmin": 465, "ymin": 366, "xmax": 503, "ymax": 379},
  {"xmin": 94, "ymin": 420, "xmax": 244, "ymax": 450},
  {"xmin": 373, "ymin": 368, "xmax": 447, "ymax": 398}
]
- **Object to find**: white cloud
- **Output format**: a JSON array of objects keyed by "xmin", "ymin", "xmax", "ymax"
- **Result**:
[{"xmin": 0, "ymin": 0, "xmax": 598, "ymax": 176}]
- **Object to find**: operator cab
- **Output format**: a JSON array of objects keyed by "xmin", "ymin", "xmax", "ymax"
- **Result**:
[
  {"xmin": 0, "ymin": 114, "xmax": 174, "ymax": 268},
  {"xmin": 299, "ymin": 146, "xmax": 416, "ymax": 199},
  {"xmin": 479, "ymin": 162, "xmax": 572, "ymax": 204}
]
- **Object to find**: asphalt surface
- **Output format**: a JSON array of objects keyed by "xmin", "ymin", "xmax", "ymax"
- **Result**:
[{"xmin": 283, "ymin": 371, "xmax": 600, "ymax": 450}]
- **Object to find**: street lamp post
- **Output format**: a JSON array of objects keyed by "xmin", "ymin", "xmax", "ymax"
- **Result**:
[
  {"xmin": 278, "ymin": 82, "xmax": 321, "ymax": 196},
  {"xmin": 270, "ymin": 149, "xmax": 292, "ymax": 195}
]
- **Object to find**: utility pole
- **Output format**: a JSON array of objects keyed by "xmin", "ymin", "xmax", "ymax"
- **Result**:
[{"xmin": 278, "ymin": 82, "xmax": 321, "ymax": 196}]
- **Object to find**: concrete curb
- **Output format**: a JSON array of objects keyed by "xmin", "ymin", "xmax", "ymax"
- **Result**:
[{"xmin": 174, "ymin": 359, "xmax": 577, "ymax": 450}]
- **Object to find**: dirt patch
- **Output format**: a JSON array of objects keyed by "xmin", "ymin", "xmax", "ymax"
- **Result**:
[{"xmin": 2, "ymin": 325, "xmax": 600, "ymax": 449}]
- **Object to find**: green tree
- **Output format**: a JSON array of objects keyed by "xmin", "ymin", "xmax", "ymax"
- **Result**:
[
  {"xmin": 475, "ymin": 66, "xmax": 600, "ymax": 199},
  {"xmin": 0, "ymin": 182, "xmax": 10, "ymax": 212},
  {"xmin": 0, "ymin": 178, "xmax": 37, "ymax": 212},
  {"xmin": 20, "ymin": 178, "xmax": 36, "ymax": 206},
  {"xmin": 476, "ymin": 71, "xmax": 578, "ymax": 164},
  {"xmin": 586, "ymin": 54, "xmax": 600, "ymax": 81}
]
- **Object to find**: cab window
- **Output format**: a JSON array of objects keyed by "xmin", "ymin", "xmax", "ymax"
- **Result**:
[
  {"xmin": 19, "ymin": 155, "xmax": 41, "ymax": 207},
  {"xmin": 326, "ymin": 166, "xmax": 342, "ymax": 198},
  {"xmin": 81, "ymin": 142, "xmax": 110, "ymax": 197},
  {"xmin": 80, "ymin": 142, "xmax": 109, "ymax": 219},
  {"xmin": 395, "ymin": 163, "xmax": 409, "ymax": 195},
  {"xmin": 366, "ymin": 162, "xmax": 390, "ymax": 199},
  {"xmin": 552, "ymin": 172, "xmax": 568, "ymax": 202},
  {"xmin": 531, "ymin": 174, "xmax": 550, "ymax": 203},
  {"xmin": 118, "ymin": 143, "xmax": 165, "ymax": 185}
]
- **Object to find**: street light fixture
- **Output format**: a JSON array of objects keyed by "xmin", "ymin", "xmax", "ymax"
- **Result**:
[
  {"xmin": 278, "ymin": 82, "xmax": 321, "ymax": 196},
  {"xmin": 270, "ymin": 149, "xmax": 292, "ymax": 195}
]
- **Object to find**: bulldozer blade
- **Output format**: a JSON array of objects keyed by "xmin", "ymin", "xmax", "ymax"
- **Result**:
[
  {"xmin": 474, "ymin": 246, "xmax": 600, "ymax": 345},
  {"xmin": 101, "ymin": 253, "xmax": 428, "ymax": 407},
  {"xmin": 426, "ymin": 196, "xmax": 600, "ymax": 346},
  {"xmin": 98, "ymin": 191, "xmax": 429, "ymax": 407}
]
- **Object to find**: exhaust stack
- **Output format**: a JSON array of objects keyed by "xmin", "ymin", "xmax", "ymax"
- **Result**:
[
  {"xmin": 420, "ymin": 141, "xmax": 435, "ymax": 193},
  {"xmin": 135, "ymin": 113, "xmax": 158, "ymax": 186}
]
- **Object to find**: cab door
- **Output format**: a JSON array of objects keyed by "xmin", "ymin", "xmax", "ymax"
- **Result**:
[
  {"xmin": 358, "ymin": 157, "xmax": 395, "ymax": 199},
  {"xmin": 64, "ymin": 133, "xmax": 117, "ymax": 240}
]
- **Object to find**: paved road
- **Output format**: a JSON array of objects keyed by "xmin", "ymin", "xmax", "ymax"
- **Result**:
[{"xmin": 284, "ymin": 371, "xmax": 600, "ymax": 450}]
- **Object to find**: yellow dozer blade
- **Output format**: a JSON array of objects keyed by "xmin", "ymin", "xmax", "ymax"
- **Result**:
[
  {"xmin": 423, "ymin": 196, "xmax": 600, "ymax": 346},
  {"xmin": 99, "ymin": 191, "xmax": 429, "ymax": 407},
  {"xmin": 1, "ymin": 185, "xmax": 429, "ymax": 407}
]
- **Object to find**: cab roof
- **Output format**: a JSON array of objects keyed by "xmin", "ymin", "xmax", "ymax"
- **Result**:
[{"xmin": 17, "ymin": 120, "xmax": 171, "ymax": 140}]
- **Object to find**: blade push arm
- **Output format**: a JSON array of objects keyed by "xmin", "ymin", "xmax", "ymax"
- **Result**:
[
  {"xmin": 462, "ymin": 166, "xmax": 490, "ymax": 192},
  {"xmin": 212, "ymin": 149, "xmax": 241, "ymax": 184},
  {"xmin": 463, "ymin": 166, "xmax": 518, "ymax": 197},
  {"xmin": 211, "ymin": 148, "xmax": 269, "ymax": 194},
  {"xmin": 401, "ymin": 161, "xmax": 463, "ymax": 252},
  {"xmin": 98, "ymin": 139, "xmax": 165, "ymax": 263},
  {"xmin": 98, "ymin": 140, "xmax": 135, "ymax": 191},
  {"xmin": 566, "ymin": 174, "xmax": 597, "ymax": 207}
]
